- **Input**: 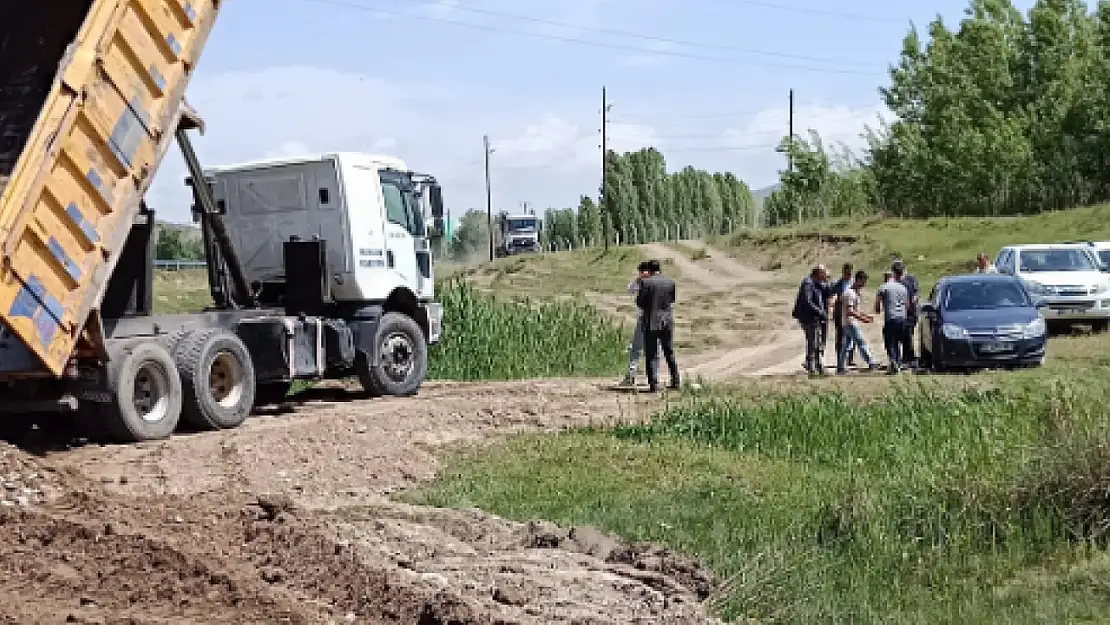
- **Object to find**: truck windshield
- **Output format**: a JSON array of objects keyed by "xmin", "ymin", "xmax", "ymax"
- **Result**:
[
  {"xmin": 1018, "ymin": 249, "xmax": 1097, "ymax": 272},
  {"xmin": 507, "ymin": 218, "xmax": 536, "ymax": 231},
  {"xmin": 379, "ymin": 171, "xmax": 424, "ymax": 237}
]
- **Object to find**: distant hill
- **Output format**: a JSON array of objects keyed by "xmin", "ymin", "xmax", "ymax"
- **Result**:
[{"xmin": 752, "ymin": 184, "xmax": 780, "ymax": 199}]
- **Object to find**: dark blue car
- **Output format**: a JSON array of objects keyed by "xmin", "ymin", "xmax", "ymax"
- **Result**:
[{"xmin": 918, "ymin": 274, "xmax": 1047, "ymax": 372}]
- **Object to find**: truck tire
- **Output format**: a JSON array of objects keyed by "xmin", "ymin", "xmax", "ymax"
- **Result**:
[
  {"xmin": 173, "ymin": 328, "xmax": 256, "ymax": 430},
  {"xmin": 357, "ymin": 312, "xmax": 428, "ymax": 397},
  {"xmin": 96, "ymin": 341, "xmax": 183, "ymax": 442}
]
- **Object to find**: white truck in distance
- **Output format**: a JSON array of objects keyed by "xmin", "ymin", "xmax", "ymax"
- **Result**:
[
  {"xmin": 994, "ymin": 243, "xmax": 1110, "ymax": 332},
  {"xmin": 496, "ymin": 213, "xmax": 541, "ymax": 256}
]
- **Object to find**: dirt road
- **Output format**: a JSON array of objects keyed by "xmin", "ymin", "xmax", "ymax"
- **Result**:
[
  {"xmin": 0, "ymin": 380, "xmax": 721, "ymax": 624},
  {"xmin": 635, "ymin": 242, "xmax": 809, "ymax": 379}
]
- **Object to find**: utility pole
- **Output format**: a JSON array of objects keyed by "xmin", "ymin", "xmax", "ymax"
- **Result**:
[
  {"xmin": 600, "ymin": 86, "xmax": 611, "ymax": 251},
  {"xmin": 787, "ymin": 88, "xmax": 794, "ymax": 173},
  {"xmin": 788, "ymin": 88, "xmax": 798, "ymax": 223},
  {"xmin": 484, "ymin": 134, "xmax": 494, "ymax": 261}
]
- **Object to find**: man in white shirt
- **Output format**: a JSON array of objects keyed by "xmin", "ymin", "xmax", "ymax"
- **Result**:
[
  {"xmin": 974, "ymin": 253, "xmax": 998, "ymax": 273},
  {"xmin": 620, "ymin": 261, "xmax": 652, "ymax": 386},
  {"xmin": 837, "ymin": 270, "xmax": 880, "ymax": 374}
]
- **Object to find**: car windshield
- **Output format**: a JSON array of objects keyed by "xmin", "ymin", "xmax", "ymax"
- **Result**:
[
  {"xmin": 1018, "ymin": 248, "xmax": 1096, "ymax": 272},
  {"xmin": 943, "ymin": 280, "xmax": 1031, "ymax": 311}
]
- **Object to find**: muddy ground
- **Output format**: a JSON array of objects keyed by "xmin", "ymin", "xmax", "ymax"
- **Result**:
[
  {"xmin": 0, "ymin": 243, "xmax": 843, "ymax": 623},
  {"xmin": 0, "ymin": 380, "xmax": 721, "ymax": 624}
]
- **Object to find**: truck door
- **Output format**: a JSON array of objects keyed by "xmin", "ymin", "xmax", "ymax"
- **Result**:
[{"xmin": 379, "ymin": 171, "xmax": 419, "ymax": 289}]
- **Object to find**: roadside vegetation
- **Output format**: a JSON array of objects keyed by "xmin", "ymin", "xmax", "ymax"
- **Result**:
[
  {"xmin": 427, "ymin": 280, "xmax": 626, "ymax": 380},
  {"xmin": 412, "ymin": 333, "xmax": 1110, "ymax": 623}
]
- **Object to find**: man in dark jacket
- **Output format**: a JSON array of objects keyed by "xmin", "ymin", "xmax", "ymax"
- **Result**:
[
  {"xmin": 830, "ymin": 262, "xmax": 855, "ymax": 367},
  {"xmin": 636, "ymin": 259, "xmax": 679, "ymax": 392},
  {"xmin": 792, "ymin": 264, "xmax": 829, "ymax": 375}
]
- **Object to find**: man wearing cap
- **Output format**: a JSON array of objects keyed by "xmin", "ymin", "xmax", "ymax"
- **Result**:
[{"xmin": 892, "ymin": 260, "xmax": 920, "ymax": 368}]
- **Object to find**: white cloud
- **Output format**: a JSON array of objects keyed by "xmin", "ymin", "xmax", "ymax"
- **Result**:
[
  {"xmin": 723, "ymin": 102, "xmax": 885, "ymax": 153},
  {"xmin": 147, "ymin": 65, "xmax": 884, "ymax": 222}
]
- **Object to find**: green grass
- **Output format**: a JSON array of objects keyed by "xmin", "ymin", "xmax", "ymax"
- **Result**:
[
  {"xmin": 153, "ymin": 269, "xmax": 212, "ymax": 314},
  {"xmin": 720, "ymin": 203, "xmax": 1110, "ymax": 288},
  {"xmin": 442, "ymin": 246, "xmax": 679, "ymax": 301},
  {"xmin": 411, "ymin": 335, "xmax": 1110, "ymax": 623},
  {"xmin": 426, "ymin": 281, "xmax": 627, "ymax": 380}
]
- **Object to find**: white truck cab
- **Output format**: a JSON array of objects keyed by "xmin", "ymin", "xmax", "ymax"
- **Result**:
[
  {"xmin": 496, "ymin": 212, "xmax": 541, "ymax": 256},
  {"xmin": 204, "ymin": 152, "xmax": 439, "ymax": 313},
  {"xmin": 995, "ymin": 243, "xmax": 1110, "ymax": 331}
]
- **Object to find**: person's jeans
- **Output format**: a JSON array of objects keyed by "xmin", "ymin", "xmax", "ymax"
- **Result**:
[
  {"xmin": 802, "ymin": 321, "xmax": 825, "ymax": 372},
  {"xmin": 644, "ymin": 324, "xmax": 679, "ymax": 389},
  {"xmin": 628, "ymin": 315, "xmax": 644, "ymax": 375},
  {"xmin": 838, "ymin": 323, "xmax": 875, "ymax": 372},
  {"xmin": 833, "ymin": 319, "xmax": 851, "ymax": 364},
  {"xmin": 882, "ymin": 318, "xmax": 907, "ymax": 369}
]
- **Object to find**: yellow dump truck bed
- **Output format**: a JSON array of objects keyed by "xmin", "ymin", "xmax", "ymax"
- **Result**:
[{"xmin": 0, "ymin": 0, "xmax": 221, "ymax": 376}]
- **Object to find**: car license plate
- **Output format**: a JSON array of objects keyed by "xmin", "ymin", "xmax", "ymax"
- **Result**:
[{"xmin": 980, "ymin": 342, "xmax": 1012, "ymax": 353}]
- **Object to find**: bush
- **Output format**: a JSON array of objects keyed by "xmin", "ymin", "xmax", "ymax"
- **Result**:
[{"xmin": 427, "ymin": 281, "xmax": 627, "ymax": 380}]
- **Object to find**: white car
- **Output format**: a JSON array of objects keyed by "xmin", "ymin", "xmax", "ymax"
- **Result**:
[
  {"xmin": 1087, "ymin": 241, "xmax": 1110, "ymax": 268},
  {"xmin": 994, "ymin": 243, "xmax": 1110, "ymax": 332}
]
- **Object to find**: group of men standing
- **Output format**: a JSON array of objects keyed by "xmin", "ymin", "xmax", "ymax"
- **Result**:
[
  {"xmin": 791, "ymin": 259, "xmax": 920, "ymax": 375},
  {"xmin": 622, "ymin": 260, "xmax": 680, "ymax": 392}
]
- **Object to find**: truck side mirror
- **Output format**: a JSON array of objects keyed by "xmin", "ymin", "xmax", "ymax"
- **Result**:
[{"xmin": 429, "ymin": 184, "xmax": 443, "ymax": 219}]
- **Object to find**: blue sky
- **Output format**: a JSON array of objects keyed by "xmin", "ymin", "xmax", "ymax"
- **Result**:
[{"xmin": 147, "ymin": 0, "xmax": 1038, "ymax": 223}]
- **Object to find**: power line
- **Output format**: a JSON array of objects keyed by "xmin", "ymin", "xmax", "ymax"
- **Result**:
[
  {"xmin": 298, "ymin": 0, "xmax": 885, "ymax": 76},
  {"xmin": 701, "ymin": 0, "xmax": 907, "ymax": 24},
  {"xmin": 377, "ymin": 0, "xmax": 878, "ymax": 67}
]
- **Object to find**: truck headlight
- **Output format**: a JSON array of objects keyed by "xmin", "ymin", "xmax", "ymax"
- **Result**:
[
  {"xmin": 1023, "ymin": 317, "xmax": 1046, "ymax": 338},
  {"xmin": 942, "ymin": 323, "xmax": 968, "ymax": 340}
]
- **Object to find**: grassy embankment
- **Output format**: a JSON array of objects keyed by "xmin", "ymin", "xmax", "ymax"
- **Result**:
[
  {"xmin": 717, "ymin": 203, "xmax": 1110, "ymax": 287},
  {"xmin": 411, "ymin": 206, "xmax": 1110, "ymax": 623}
]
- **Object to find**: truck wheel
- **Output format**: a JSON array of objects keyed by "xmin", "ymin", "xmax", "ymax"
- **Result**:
[
  {"xmin": 357, "ymin": 312, "xmax": 428, "ymax": 397},
  {"xmin": 174, "ymin": 329, "xmax": 256, "ymax": 430},
  {"xmin": 96, "ymin": 341, "xmax": 183, "ymax": 442}
]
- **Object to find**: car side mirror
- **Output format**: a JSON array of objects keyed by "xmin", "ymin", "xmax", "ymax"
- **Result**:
[
  {"xmin": 1101, "ymin": 263, "xmax": 1110, "ymax": 273},
  {"xmin": 920, "ymin": 302, "xmax": 935, "ymax": 314},
  {"xmin": 429, "ymin": 184, "xmax": 443, "ymax": 219}
]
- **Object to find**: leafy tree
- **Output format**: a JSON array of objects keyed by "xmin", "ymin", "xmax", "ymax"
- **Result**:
[{"xmin": 155, "ymin": 226, "xmax": 204, "ymax": 260}]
